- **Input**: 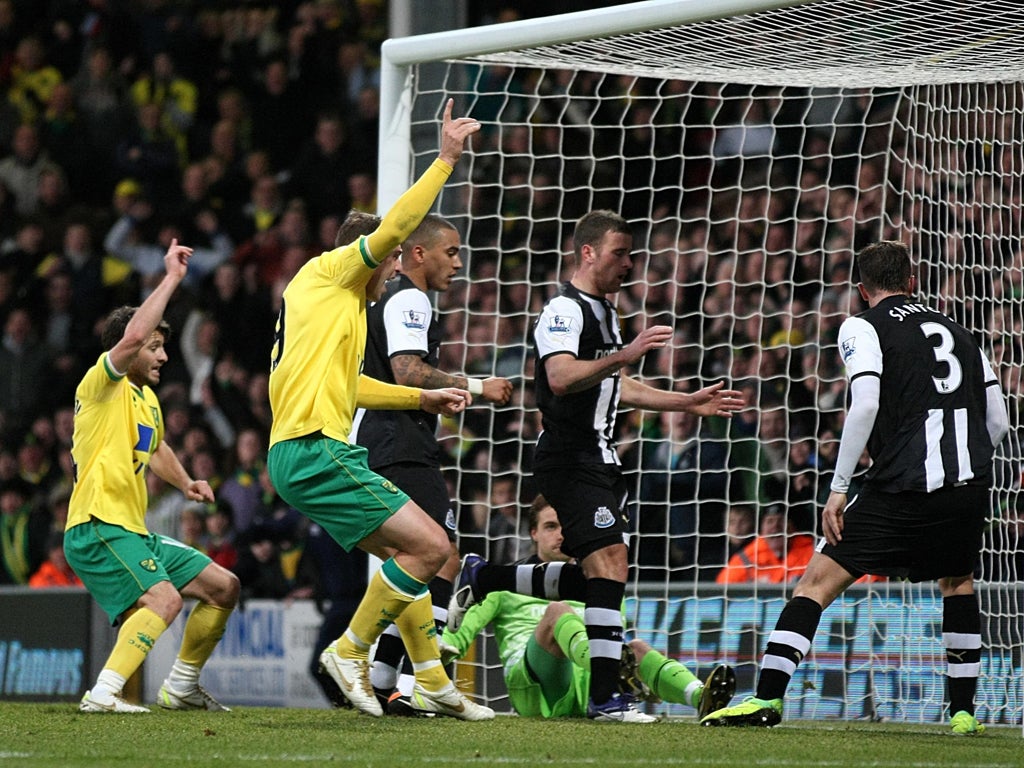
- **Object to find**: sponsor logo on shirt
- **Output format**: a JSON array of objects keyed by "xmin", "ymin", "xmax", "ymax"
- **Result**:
[
  {"xmin": 381, "ymin": 479, "xmax": 399, "ymax": 494},
  {"xmin": 593, "ymin": 506, "xmax": 616, "ymax": 529},
  {"xmin": 139, "ymin": 558, "xmax": 158, "ymax": 572}
]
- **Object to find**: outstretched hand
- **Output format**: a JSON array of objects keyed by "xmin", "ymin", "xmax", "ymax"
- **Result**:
[
  {"xmin": 421, "ymin": 387, "xmax": 471, "ymax": 416},
  {"xmin": 621, "ymin": 325, "xmax": 674, "ymax": 366},
  {"xmin": 437, "ymin": 98, "xmax": 481, "ymax": 168},
  {"xmin": 164, "ymin": 237, "xmax": 194, "ymax": 281},
  {"xmin": 684, "ymin": 381, "xmax": 745, "ymax": 417}
]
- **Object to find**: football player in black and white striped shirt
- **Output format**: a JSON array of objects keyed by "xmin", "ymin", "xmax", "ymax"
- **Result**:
[{"xmin": 702, "ymin": 240, "xmax": 1009, "ymax": 734}]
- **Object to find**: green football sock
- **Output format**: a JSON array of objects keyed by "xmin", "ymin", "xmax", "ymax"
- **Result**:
[
  {"xmin": 552, "ymin": 611, "xmax": 590, "ymax": 668},
  {"xmin": 638, "ymin": 648, "xmax": 702, "ymax": 707}
]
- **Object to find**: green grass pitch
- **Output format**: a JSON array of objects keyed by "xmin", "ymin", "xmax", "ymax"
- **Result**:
[{"xmin": 0, "ymin": 703, "xmax": 1019, "ymax": 768}]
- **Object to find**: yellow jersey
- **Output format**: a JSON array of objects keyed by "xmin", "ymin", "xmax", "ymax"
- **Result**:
[
  {"xmin": 67, "ymin": 353, "xmax": 164, "ymax": 534},
  {"xmin": 268, "ymin": 159, "xmax": 452, "ymax": 447}
]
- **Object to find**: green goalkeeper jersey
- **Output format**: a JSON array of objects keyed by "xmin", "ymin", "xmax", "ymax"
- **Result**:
[{"xmin": 444, "ymin": 591, "xmax": 585, "ymax": 678}]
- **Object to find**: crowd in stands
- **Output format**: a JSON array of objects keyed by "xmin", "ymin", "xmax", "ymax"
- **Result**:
[
  {"xmin": 0, "ymin": 0, "xmax": 388, "ymax": 593},
  {"xmin": 0, "ymin": 1, "xmax": 1020, "ymax": 594}
]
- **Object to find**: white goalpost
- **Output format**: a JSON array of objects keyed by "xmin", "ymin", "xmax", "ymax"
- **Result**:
[{"xmin": 378, "ymin": 0, "xmax": 1024, "ymax": 725}]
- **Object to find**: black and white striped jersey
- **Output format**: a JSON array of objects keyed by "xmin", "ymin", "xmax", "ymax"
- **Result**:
[
  {"xmin": 352, "ymin": 274, "xmax": 441, "ymax": 468},
  {"xmin": 838, "ymin": 294, "xmax": 1000, "ymax": 493},
  {"xmin": 533, "ymin": 282, "xmax": 623, "ymax": 469}
]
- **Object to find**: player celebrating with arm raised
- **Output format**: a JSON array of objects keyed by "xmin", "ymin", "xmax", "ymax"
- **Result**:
[
  {"xmin": 266, "ymin": 99, "xmax": 493, "ymax": 720},
  {"xmin": 67, "ymin": 239, "xmax": 240, "ymax": 714},
  {"xmin": 353, "ymin": 213, "xmax": 512, "ymax": 714},
  {"xmin": 449, "ymin": 210, "xmax": 744, "ymax": 723},
  {"xmin": 701, "ymin": 240, "xmax": 1009, "ymax": 734}
]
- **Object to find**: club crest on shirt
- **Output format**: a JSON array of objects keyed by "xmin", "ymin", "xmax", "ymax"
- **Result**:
[
  {"xmin": 381, "ymin": 478, "xmax": 399, "ymax": 494},
  {"xmin": 593, "ymin": 506, "xmax": 616, "ymax": 529},
  {"xmin": 445, "ymin": 507, "xmax": 457, "ymax": 531},
  {"xmin": 840, "ymin": 337, "xmax": 856, "ymax": 362},
  {"xmin": 402, "ymin": 309, "xmax": 426, "ymax": 330},
  {"xmin": 139, "ymin": 558, "xmax": 157, "ymax": 572}
]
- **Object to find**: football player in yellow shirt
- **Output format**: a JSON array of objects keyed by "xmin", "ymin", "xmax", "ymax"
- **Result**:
[
  {"xmin": 266, "ymin": 99, "xmax": 492, "ymax": 719},
  {"xmin": 66, "ymin": 239, "xmax": 239, "ymax": 713}
]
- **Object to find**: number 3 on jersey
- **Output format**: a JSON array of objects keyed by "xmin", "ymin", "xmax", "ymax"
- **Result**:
[{"xmin": 920, "ymin": 321, "xmax": 962, "ymax": 394}]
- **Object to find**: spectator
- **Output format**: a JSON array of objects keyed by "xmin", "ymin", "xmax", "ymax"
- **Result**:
[
  {"xmin": 233, "ymin": 196, "xmax": 309, "ymax": 289},
  {"xmin": 230, "ymin": 172, "xmax": 283, "ymax": 248},
  {"xmin": 129, "ymin": 50, "xmax": 197, "ymax": 166},
  {"xmin": 68, "ymin": 45, "xmax": 130, "ymax": 201},
  {"xmin": 0, "ymin": 476, "xmax": 48, "ymax": 585},
  {"xmin": 28, "ymin": 167, "xmax": 88, "ymax": 254},
  {"xmin": 199, "ymin": 261, "xmax": 274, "ymax": 376},
  {"xmin": 178, "ymin": 503, "xmax": 209, "ymax": 551},
  {"xmin": 486, "ymin": 474, "xmax": 531, "ymax": 564},
  {"xmin": 0, "ymin": 122, "xmax": 59, "ymax": 217},
  {"xmin": 233, "ymin": 522, "xmax": 296, "ymax": 601},
  {"xmin": 114, "ymin": 102, "xmax": 179, "ymax": 205},
  {"xmin": 250, "ymin": 56, "xmax": 312, "ymax": 172},
  {"xmin": 28, "ymin": 530, "xmax": 83, "ymax": 588},
  {"xmin": 7, "ymin": 35, "xmax": 62, "ymax": 124},
  {"xmin": 218, "ymin": 427, "xmax": 266, "ymax": 535},
  {"xmin": 38, "ymin": 83, "xmax": 88, "ymax": 201},
  {"xmin": 205, "ymin": 499, "xmax": 239, "ymax": 571},
  {"xmin": 635, "ymin": 408, "xmax": 729, "ymax": 576},
  {"xmin": 104, "ymin": 200, "xmax": 233, "ymax": 297},
  {"xmin": 286, "ymin": 112, "xmax": 368, "ymax": 223},
  {"xmin": 0, "ymin": 306, "xmax": 54, "ymax": 441},
  {"xmin": 715, "ymin": 504, "xmax": 814, "ymax": 585}
]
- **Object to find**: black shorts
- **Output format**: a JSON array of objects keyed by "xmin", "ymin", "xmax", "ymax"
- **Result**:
[
  {"xmin": 819, "ymin": 483, "xmax": 989, "ymax": 582},
  {"xmin": 378, "ymin": 463, "xmax": 457, "ymax": 542},
  {"xmin": 534, "ymin": 464, "xmax": 629, "ymax": 560}
]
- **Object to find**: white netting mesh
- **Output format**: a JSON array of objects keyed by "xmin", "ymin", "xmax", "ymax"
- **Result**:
[
  {"xmin": 390, "ymin": 0, "xmax": 1024, "ymax": 724},
  {"xmin": 464, "ymin": 0, "xmax": 1024, "ymax": 88}
]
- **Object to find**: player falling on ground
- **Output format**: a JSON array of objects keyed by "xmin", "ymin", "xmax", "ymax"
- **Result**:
[
  {"xmin": 441, "ymin": 494, "xmax": 736, "ymax": 720},
  {"xmin": 701, "ymin": 241, "xmax": 1009, "ymax": 735}
]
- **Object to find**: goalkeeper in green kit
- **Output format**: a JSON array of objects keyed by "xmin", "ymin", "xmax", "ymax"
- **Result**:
[{"xmin": 440, "ymin": 494, "xmax": 736, "ymax": 719}]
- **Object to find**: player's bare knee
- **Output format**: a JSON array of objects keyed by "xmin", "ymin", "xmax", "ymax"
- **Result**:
[
  {"xmin": 216, "ymin": 569, "xmax": 241, "ymax": 608},
  {"xmin": 142, "ymin": 581, "xmax": 184, "ymax": 623}
]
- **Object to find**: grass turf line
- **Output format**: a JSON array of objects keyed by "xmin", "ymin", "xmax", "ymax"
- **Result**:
[{"xmin": 0, "ymin": 703, "xmax": 1019, "ymax": 768}]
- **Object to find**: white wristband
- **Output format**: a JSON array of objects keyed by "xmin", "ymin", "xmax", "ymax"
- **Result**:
[{"xmin": 466, "ymin": 378, "xmax": 484, "ymax": 396}]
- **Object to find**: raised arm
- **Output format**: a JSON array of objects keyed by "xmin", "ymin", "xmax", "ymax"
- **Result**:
[
  {"xmin": 364, "ymin": 99, "xmax": 480, "ymax": 260},
  {"xmin": 107, "ymin": 238, "xmax": 192, "ymax": 373}
]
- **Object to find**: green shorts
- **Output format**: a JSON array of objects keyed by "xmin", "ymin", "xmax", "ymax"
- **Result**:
[
  {"xmin": 64, "ymin": 519, "xmax": 211, "ymax": 625},
  {"xmin": 505, "ymin": 634, "xmax": 589, "ymax": 718},
  {"xmin": 268, "ymin": 435, "xmax": 409, "ymax": 551}
]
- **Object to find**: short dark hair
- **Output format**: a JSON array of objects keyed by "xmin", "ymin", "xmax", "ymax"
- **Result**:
[
  {"xmin": 854, "ymin": 240, "xmax": 912, "ymax": 294},
  {"xmin": 528, "ymin": 493, "xmax": 553, "ymax": 532},
  {"xmin": 101, "ymin": 306, "xmax": 171, "ymax": 350},
  {"xmin": 403, "ymin": 214, "xmax": 456, "ymax": 253},
  {"xmin": 572, "ymin": 209, "xmax": 631, "ymax": 257},
  {"xmin": 334, "ymin": 210, "xmax": 381, "ymax": 248}
]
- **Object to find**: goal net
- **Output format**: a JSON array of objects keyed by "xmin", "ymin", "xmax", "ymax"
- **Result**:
[{"xmin": 379, "ymin": 0, "xmax": 1024, "ymax": 724}]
